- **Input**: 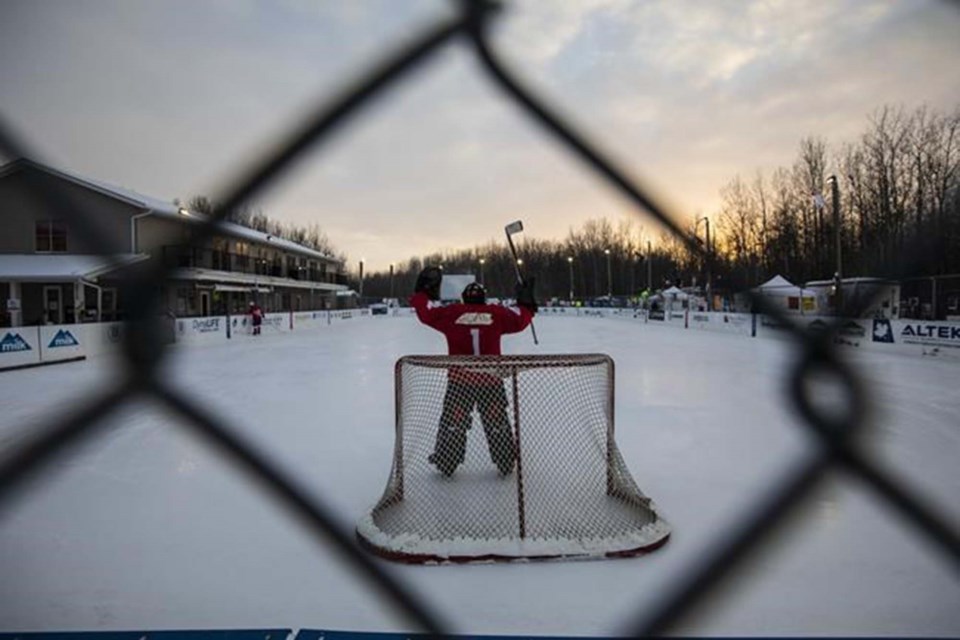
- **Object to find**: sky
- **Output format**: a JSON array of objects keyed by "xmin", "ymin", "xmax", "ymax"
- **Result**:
[
  {"xmin": 2, "ymin": 0, "xmax": 959, "ymax": 273},
  {"xmin": 1, "ymin": 313, "xmax": 958, "ymax": 635}
]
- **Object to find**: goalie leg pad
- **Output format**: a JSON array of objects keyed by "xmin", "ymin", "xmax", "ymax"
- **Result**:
[
  {"xmin": 484, "ymin": 426, "xmax": 516, "ymax": 476},
  {"xmin": 478, "ymin": 385, "xmax": 516, "ymax": 475},
  {"xmin": 431, "ymin": 381, "xmax": 473, "ymax": 476},
  {"xmin": 429, "ymin": 427, "xmax": 467, "ymax": 476}
]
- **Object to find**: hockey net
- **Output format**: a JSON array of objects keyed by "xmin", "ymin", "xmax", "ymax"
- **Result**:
[{"xmin": 356, "ymin": 354, "xmax": 671, "ymax": 562}]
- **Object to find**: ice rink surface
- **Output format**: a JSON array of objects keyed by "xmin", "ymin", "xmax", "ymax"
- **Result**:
[{"xmin": 1, "ymin": 314, "xmax": 958, "ymax": 637}]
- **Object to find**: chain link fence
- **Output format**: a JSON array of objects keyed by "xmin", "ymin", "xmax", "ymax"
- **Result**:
[{"xmin": 0, "ymin": 1, "xmax": 958, "ymax": 637}]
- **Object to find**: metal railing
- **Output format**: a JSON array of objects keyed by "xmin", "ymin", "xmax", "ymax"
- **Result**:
[
  {"xmin": 0, "ymin": 1, "xmax": 957, "ymax": 637},
  {"xmin": 160, "ymin": 246, "xmax": 348, "ymax": 286}
]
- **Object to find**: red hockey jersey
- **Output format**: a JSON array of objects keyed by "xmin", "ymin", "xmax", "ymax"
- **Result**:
[{"xmin": 410, "ymin": 291, "xmax": 535, "ymax": 356}]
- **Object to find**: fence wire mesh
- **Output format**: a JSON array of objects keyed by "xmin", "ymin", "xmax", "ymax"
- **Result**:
[{"xmin": 0, "ymin": 1, "xmax": 958, "ymax": 638}]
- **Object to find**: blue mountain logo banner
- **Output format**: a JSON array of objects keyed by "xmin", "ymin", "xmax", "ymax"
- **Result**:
[
  {"xmin": 48, "ymin": 329, "xmax": 79, "ymax": 348},
  {"xmin": 0, "ymin": 332, "xmax": 32, "ymax": 352}
]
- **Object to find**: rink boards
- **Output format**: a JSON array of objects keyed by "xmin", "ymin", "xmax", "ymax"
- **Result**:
[{"xmin": 3, "ymin": 307, "xmax": 958, "ymax": 372}]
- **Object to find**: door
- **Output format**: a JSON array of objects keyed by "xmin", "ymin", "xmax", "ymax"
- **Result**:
[
  {"xmin": 200, "ymin": 291, "xmax": 211, "ymax": 317},
  {"xmin": 43, "ymin": 286, "xmax": 63, "ymax": 324}
]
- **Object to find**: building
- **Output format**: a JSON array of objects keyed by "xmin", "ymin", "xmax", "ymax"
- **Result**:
[
  {"xmin": 804, "ymin": 277, "xmax": 900, "ymax": 319},
  {"xmin": 0, "ymin": 158, "xmax": 348, "ymax": 328}
]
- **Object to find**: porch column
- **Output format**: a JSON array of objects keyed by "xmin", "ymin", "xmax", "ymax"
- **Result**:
[
  {"xmin": 74, "ymin": 280, "xmax": 86, "ymax": 324},
  {"xmin": 8, "ymin": 281, "xmax": 23, "ymax": 327}
]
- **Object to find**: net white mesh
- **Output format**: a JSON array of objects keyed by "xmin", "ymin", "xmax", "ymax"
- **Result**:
[{"xmin": 356, "ymin": 354, "xmax": 671, "ymax": 562}]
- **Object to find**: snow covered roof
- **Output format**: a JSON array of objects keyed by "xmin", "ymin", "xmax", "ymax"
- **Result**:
[
  {"xmin": 757, "ymin": 275, "xmax": 796, "ymax": 290},
  {"xmin": 662, "ymin": 286, "xmax": 689, "ymax": 299},
  {"xmin": 0, "ymin": 158, "xmax": 181, "ymax": 216},
  {"xmin": 755, "ymin": 275, "xmax": 815, "ymax": 297},
  {"xmin": 805, "ymin": 277, "xmax": 898, "ymax": 287},
  {"xmin": 0, "ymin": 158, "xmax": 340, "ymax": 264},
  {"xmin": 0, "ymin": 253, "xmax": 148, "ymax": 281}
]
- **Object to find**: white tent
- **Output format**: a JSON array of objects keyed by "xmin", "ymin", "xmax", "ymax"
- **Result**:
[
  {"xmin": 655, "ymin": 286, "xmax": 691, "ymax": 312},
  {"xmin": 756, "ymin": 275, "xmax": 802, "ymax": 296},
  {"xmin": 755, "ymin": 275, "xmax": 816, "ymax": 313}
]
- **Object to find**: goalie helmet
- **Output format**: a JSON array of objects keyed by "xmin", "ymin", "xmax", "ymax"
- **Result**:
[{"xmin": 462, "ymin": 282, "xmax": 486, "ymax": 305}]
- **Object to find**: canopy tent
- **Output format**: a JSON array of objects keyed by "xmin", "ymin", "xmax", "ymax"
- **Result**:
[
  {"xmin": 754, "ymin": 275, "xmax": 816, "ymax": 312},
  {"xmin": 648, "ymin": 286, "xmax": 691, "ymax": 312},
  {"xmin": 756, "ymin": 275, "xmax": 805, "ymax": 297},
  {"xmin": 661, "ymin": 286, "xmax": 689, "ymax": 299}
]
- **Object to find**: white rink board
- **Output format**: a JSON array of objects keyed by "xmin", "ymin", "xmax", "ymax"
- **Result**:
[
  {"xmin": 3, "ymin": 307, "xmax": 957, "ymax": 369},
  {"xmin": 80, "ymin": 322, "xmax": 126, "ymax": 357}
]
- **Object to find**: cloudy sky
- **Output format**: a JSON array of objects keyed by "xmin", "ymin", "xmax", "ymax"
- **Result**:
[{"xmin": 2, "ymin": 0, "xmax": 959, "ymax": 273}]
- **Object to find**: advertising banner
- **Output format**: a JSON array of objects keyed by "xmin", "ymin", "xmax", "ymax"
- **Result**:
[
  {"xmin": 687, "ymin": 312, "xmax": 754, "ymax": 336},
  {"xmin": 176, "ymin": 316, "xmax": 228, "ymax": 343},
  {"xmin": 871, "ymin": 318, "xmax": 960, "ymax": 359},
  {"xmin": 0, "ymin": 327, "xmax": 41, "ymax": 369},
  {"xmin": 39, "ymin": 325, "xmax": 85, "ymax": 362}
]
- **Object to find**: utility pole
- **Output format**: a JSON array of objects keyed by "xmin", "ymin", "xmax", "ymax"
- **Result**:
[
  {"xmin": 705, "ymin": 218, "xmax": 711, "ymax": 308},
  {"xmin": 604, "ymin": 249, "xmax": 612, "ymax": 298},
  {"xmin": 696, "ymin": 217, "xmax": 712, "ymax": 309},
  {"xmin": 646, "ymin": 240, "xmax": 652, "ymax": 291},
  {"xmin": 827, "ymin": 175, "xmax": 842, "ymax": 315},
  {"xmin": 567, "ymin": 256, "xmax": 574, "ymax": 302},
  {"xmin": 358, "ymin": 259, "xmax": 364, "ymax": 303}
]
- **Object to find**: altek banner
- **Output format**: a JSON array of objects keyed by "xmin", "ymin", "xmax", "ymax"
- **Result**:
[{"xmin": 873, "ymin": 319, "xmax": 960, "ymax": 352}]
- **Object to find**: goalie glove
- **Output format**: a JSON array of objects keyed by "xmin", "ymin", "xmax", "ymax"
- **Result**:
[
  {"xmin": 515, "ymin": 277, "xmax": 538, "ymax": 313},
  {"xmin": 415, "ymin": 266, "xmax": 443, "ymax": 301}
]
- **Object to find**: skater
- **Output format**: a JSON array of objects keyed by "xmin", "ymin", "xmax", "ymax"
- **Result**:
[
  {"xmin": 249, "ymin": 301, "xmax": 264, "ymax": 335},
  {"xmin": 410, "ymin": 266, "xmax": 538, "ymax": 477}
]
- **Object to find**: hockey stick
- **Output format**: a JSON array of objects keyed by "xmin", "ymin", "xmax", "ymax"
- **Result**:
[{"xmin": 505, "ymin": 220, "xmax": 539, "ymax": 345}]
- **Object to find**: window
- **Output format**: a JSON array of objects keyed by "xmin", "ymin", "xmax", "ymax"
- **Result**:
[{"xmin": 36, "ymin": 220, "xmax": 67, "ymax": 252}]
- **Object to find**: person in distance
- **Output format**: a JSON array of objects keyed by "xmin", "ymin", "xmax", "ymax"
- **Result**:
[
  {"xmin": 248, "ymin": 300, "xmax": 264, "ymax": 336},
  {"xmin": 410, "ymin": 266, "xmax": 538, "ymax": 477}
]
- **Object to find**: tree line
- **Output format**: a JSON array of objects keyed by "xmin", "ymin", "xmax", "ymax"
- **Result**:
[
  {"xmin": 359, "ymin": 103, "xmax": 960, "ymax": 303},
  {"xmin": 715, "ymin": 104, "xmax": 959, "ymax": 292}
]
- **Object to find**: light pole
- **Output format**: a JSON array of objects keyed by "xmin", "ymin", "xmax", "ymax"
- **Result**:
[
  {"xmin": 567, "ymin": 256, "xmax": 574, "ymax": 302},
  {"xmin": 389, "ymin": 263, "xmax": 394, "ymax": 300},
  {"xmin": 479, "ymin": 257, "xmax": 485, "ymax": 286},
  {"xmin": 516, "ymin": 259, "xmax": 523, "ymax": 298},
  {"xmin": 646, "ymin": 240, "xmax": 653, "ymax": 292},
  {"xmin": 358, "ymin": 258, "xmax": 364, "ymax": 303},
  {"xmin": 695, "ymin": 217, "xmax": 711, "ymax": 309},
  {"xmin": 827, "ymin": 175, "xmax": 842, "ymax": 315},
  {"xmin": 604, "ymin": 248, "xmax": 612, "ymax": 298}
]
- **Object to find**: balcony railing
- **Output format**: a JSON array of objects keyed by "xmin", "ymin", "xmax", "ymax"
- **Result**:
[{"xmin": 161, "ymin": 246, "xmax": 347, "ymax": 286}]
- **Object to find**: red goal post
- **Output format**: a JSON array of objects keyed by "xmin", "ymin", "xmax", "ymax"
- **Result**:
[{"xmin": 356, "ymin": 354, "xmax": 671, "ymax": 563}]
